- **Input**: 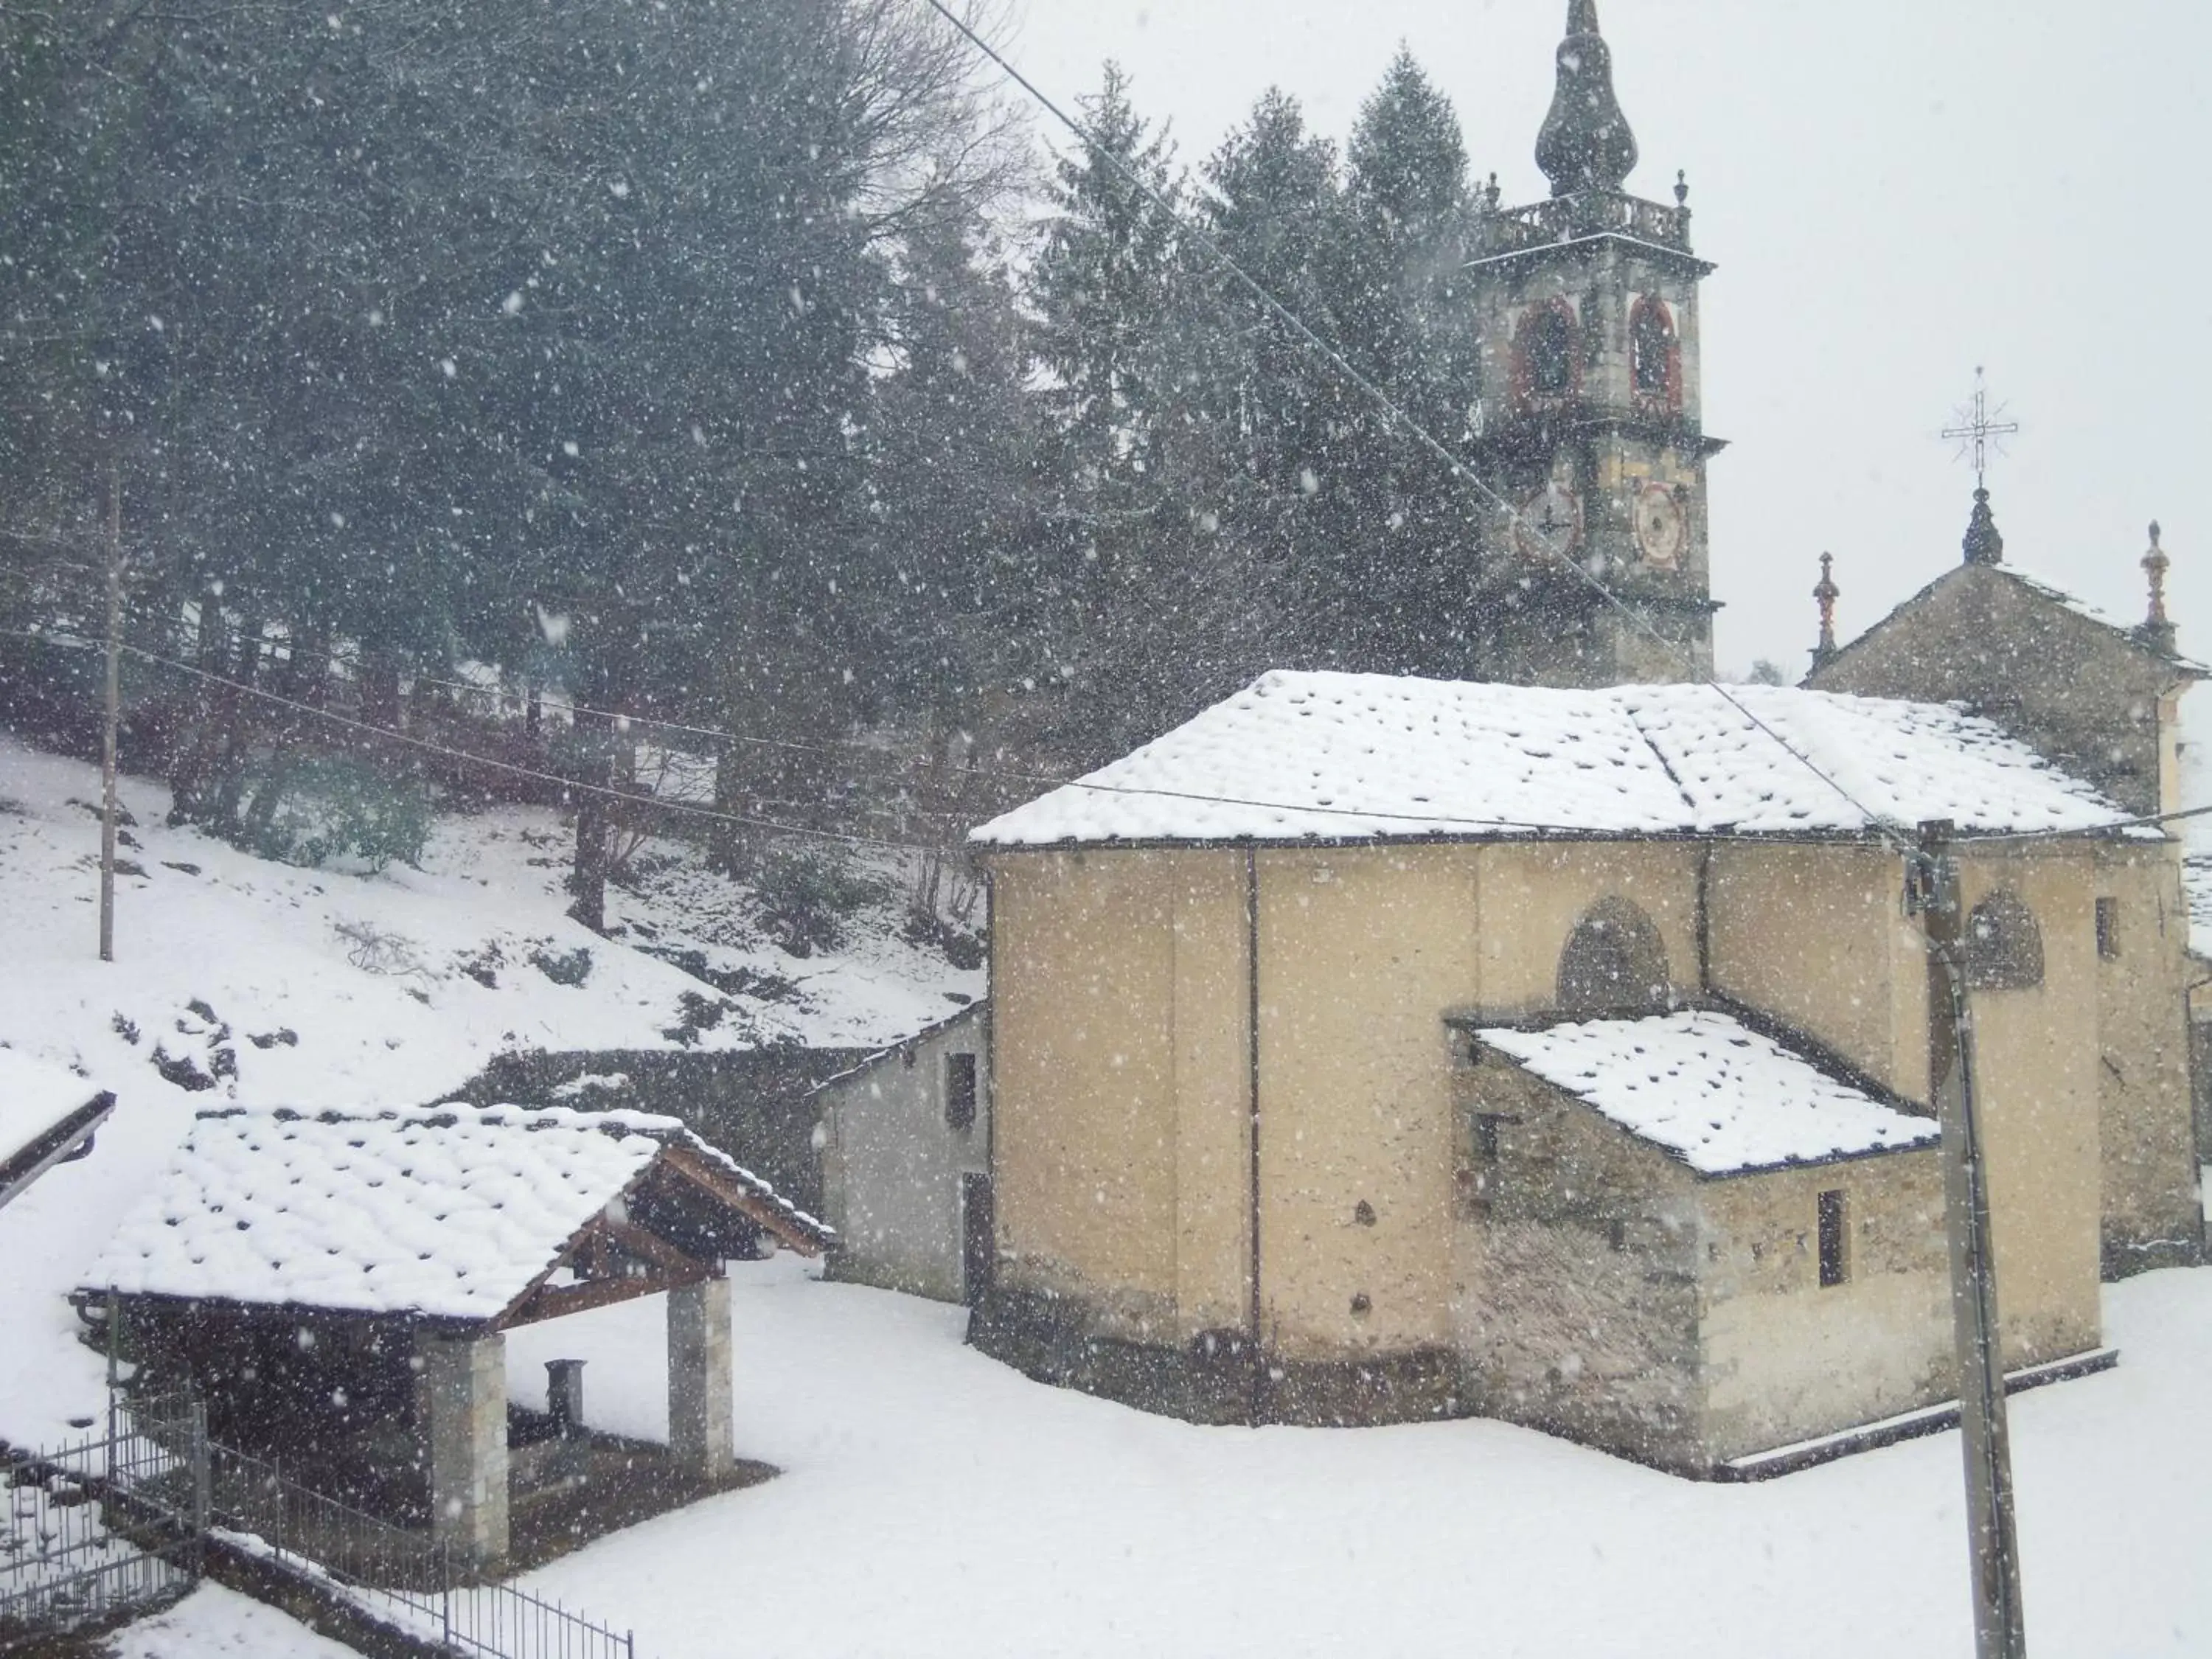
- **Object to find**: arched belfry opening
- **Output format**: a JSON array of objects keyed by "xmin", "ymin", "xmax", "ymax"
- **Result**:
[
  {"xmin": 1557, "ymin": 897, "xmax": 1672, "ymax": 1015},
  {"xmin": 1965, "ymin": 890, "xmax": 2045, "ymax": 991},
  {"xmin": 1514, "ymin": 301, "xmax": 1582, "ymax": 408},
  {"xmin": 1630, "ymin": 296, "xmax": 1680, "ymax": 410}
]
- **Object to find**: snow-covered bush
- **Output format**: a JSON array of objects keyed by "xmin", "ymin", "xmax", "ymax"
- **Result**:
[
  {"xmin": 229, "ymin": 754, "xmax": 432, "ymax": 872},
  {"xmin": 754, "ymin": 849, "xmax": 887, "ymax": 958}
]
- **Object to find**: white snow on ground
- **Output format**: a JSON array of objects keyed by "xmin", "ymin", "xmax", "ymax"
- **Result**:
[
  {"xmin": 973, "ymin": 672, "xmax": 2128, "ymax": 846},
  {"xmin": 103, "ymin": 1582, "xmax": 361, "ymax": 1658},
  {"xmin": 1478, "ymin": 1009, "xmax": 1939, "ymax": 1175},
  {"xmin": 0, "ymin": 1043, "xmax": 103, "ymax": 1166},
  {"xmin": 0, "ymin": 734, "xmax": 972, "ymax": 1441},
  {"xmin": 490, "ymin": 1255, "xmax": 2212, "ymax": 1659}
]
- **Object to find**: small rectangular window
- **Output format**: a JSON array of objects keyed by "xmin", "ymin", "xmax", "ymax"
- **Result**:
[
  {"xmin": 1472, "ymin": 1113, "xmax": 1518, "ymax": 1161},
  {"xmin": 944, "ymin": 1052, "xmax": 978, "ymax": 1133},
  {"xmin": 1818, "ymin": 1190, "xmax": 1848, "ymax": 1288},
  {"xmin": 2096, "ymin": 897, "xmax": 2121, "ymax": 960}
]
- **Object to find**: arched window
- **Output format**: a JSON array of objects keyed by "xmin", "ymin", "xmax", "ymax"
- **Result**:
[
  {"xmin": 1514, "ymin": 302, "xmax": 1581, "ymax": 407},
  {"xmin": 1630, "ymin": 296, "xmax": 1680, "ymax": 409},
  {"xmin": 1966, "ymin": 891, "xmax": 2044, "ymax": 991},
  {"xmin": 1557, "ymin": 897, "xmax": 1672, "ymax": 1015}
]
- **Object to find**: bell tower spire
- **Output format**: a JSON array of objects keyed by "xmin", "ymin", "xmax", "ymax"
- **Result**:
[{"xmin": 1536, "ymin": 0, "xmax": 1640, "ymax": 197}]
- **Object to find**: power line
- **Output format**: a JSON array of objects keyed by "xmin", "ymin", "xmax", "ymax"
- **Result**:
[
  {"xmin": 2, "ymin": 626, "xmax": 926, "ymax": 853},
  {"xmin": 15, "ymin": 621, "xmax": 2062, "ymax": 849},
  {"xmin": 906, "ymin": 0, "xmax": 1921, "ymax": 865}
]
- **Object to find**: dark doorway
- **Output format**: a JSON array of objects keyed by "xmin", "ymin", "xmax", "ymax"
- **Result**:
[{"xmin": 961, "ymin": 1173, "xmax": 995, "ymax": 1307}]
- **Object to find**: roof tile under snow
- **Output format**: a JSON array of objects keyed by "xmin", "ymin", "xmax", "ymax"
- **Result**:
[
  {"xmin": 970, "ymin": 672, "xmax": 2128, "ymax": 847},
  {"xmin": 83, "ymin": 1102, "xmax": 830, "ymax": 1322},
  {"xmin": 1476, "ymin": 1009, "xmax": 1940, "ymax": 1176}
]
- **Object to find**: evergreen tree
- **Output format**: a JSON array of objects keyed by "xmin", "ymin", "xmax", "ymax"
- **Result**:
[
  {"xmin": 1310, "ymin": 47, "xmax": 1489, "ymax": 674},
  {"xmin": 1192, "ymin": 88, "xmax": 1351, "ymax": 676},
  {"xmin": 1023, "ymin": 64, "xmax": 1203, "ymax": 762}
]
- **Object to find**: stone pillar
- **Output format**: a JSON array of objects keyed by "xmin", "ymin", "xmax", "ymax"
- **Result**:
[
  {"xmin": 423, "ymin": 1331, "xmax": 509, "ymax": 1573},
  {"xmin": 667, "ymin": 1277, "xmax": 734, "ymax": 1481}
]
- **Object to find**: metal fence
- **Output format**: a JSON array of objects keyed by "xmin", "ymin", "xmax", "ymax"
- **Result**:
[
  {"xmin": 0, "ymin": 1394, "xmax": 202, "ymax": 1645},
  {"xmin": 196, "ymin": 1432, "xmax": 633, "ymax": 1659},
  {"xmin": 7, "ymin": 1391, "xmax": 633, "ymax": 1659}
]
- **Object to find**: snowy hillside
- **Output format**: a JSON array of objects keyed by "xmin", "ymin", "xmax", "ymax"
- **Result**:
[{"xmin": 0, "ymin": 733, "xmax": 976, "ymax": 1442}]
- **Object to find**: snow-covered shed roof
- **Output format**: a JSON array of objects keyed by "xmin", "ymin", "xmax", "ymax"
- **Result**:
[
  {"xmin": 85, "ymin": 1104, "xmax": 830, "ymax": 1324},
  {"xmin": 1474, "ymin": 1009, "xmax": 1939, "ymax": 1177},
  {"xmin": 972, "ymin": 672, "xmax": 2128, "ymax": 847},
  {"xmin": 0, "ymin": 1048, "xmax": 113, "ymax": 1211}
]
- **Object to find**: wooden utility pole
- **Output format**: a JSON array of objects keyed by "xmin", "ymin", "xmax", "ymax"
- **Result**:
[
  {"xmin": 1917, "ymin": 820, "xmax": 2026, "ymax": 1659},
  {"xmin": 99, "ymin": 464, "xmax": 124, "ymax": 964}
]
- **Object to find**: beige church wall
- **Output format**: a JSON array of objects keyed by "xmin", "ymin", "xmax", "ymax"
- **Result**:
[
  {"xmin": 1251, "ymin": 846, "xmax": 1475, "ymax": 1362},
  {"xmin": 1954, "ymin": 849, "xmax": 2104, "ymax": 1367},
  {"xmin": 986, "ymin": 850, "xmax": 1189, "ymax": 1340},
  {"xmin": 1248, "ymin": 839, "xmax": 1703, "ymax": 1364},
  {"xmin": 1464, "ymin": 841, "xmax": 1703, "ymax": 1018},
  {"xmin": 2090, "ymin": 842, "xmax": 2202, "ymax": 1271},
  {"xmin": 1169, "ymin": 852, "xmax": 1258, "ymax": 1339},
  {"xmin": 1706, "ymin": 842, "xmax": 1928, "ymax": 1099},
  {"xmin": 1451, "ymin": 1057, "xmax": 1705, "ymax": 1471},
  {"xmin": 1697, "ymin": 1155, "xmax": 1950, "ymax": 1466}
]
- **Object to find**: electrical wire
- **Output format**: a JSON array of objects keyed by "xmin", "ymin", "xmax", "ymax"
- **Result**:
[{"xmin": 12, "ymin": 621, "xmax": 2055, "ymax": 849}]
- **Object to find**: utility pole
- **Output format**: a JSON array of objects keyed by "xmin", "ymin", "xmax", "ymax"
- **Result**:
[
  {"xmin": 1917, "ymin": 820, "xmax": 2026, "ymax": 1659},
  {"xmin": 99, "ymin": 464, "xmax": 124, "ymax": 964}
]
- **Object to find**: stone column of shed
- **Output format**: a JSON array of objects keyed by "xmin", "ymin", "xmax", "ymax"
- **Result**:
[
  {"xmin": 422, "ymin": 1330, "xmax": 509, "ymax": 1573},
  {"xmin": 668, "ymin": 1276, "xmax": 734, "ymax": 1480}
]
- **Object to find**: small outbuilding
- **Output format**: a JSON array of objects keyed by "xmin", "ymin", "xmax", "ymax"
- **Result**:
[
  {"xmin": 815, "ymin": 1002, "xmax": 992, "ymax": 1305},
  {"xmin": 1456, "ymin": 1008, "xmax": 1947, "ymax": 1473},
  {"xmin": 80, "ymin": 1102, "xmax": 830, "ymax": 1570},
  {"xmin": 0, "ymin": 1048, "xmax": 114, "ymax": 1212}
]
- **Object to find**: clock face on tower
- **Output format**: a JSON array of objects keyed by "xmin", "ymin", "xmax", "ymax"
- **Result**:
[
  {"xmin": 1633, "ymin": 482, "xmax": 1688, "ymax": 571},
  {"xmin": 1511, "ymin": 481, "xmax": 1584, "ymax": 561}
]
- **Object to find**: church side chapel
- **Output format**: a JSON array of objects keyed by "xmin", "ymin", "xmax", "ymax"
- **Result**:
[
  {"xmin": 1807, "ymin": 478, "xmax": 2206, "ymax": 1275},
  {"xmin": 966, "ymin": 672, "xmax": 2174, "ymax": 1474}
]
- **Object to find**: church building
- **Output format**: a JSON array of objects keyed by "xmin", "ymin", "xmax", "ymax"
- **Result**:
[{"xmin": 966, "ymin": 672, "xmax": 2144, "ymax": 1472}]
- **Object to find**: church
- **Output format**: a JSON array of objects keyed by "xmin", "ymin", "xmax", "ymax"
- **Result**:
[{"xmin": 939, "ymin": 1, "xmax": 2204, "ymax": 1475}]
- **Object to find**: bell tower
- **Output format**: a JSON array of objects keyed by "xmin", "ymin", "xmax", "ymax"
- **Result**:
[{"xmin": 1466, "ymin": 0, "xmax": 1722, "ymax": 686}]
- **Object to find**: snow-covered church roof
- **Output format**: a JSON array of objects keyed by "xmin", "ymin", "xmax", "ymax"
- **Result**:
[
  {"xmin": 1475, "ymin": 1009, "xmax": 1939, "ymax": 1177},
  {"xmin": 973, "ymin": 672, "xmax": 2128, "ymax": 847},
  {"xmin": 85, "ymin": 1103, "xmax": 830, "ymax": 1323}
]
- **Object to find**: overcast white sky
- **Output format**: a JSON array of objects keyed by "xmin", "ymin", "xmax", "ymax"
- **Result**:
[{"xmin": 1004, "ymin": 1, "xmax": 2212, "ymax": 679}]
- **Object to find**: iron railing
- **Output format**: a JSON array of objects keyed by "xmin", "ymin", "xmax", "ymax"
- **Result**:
[
  {"xmin": 1475, "ymin": 188, "xmax": 1696, "ymax": 258},
  {"xmin": 177, "ymin": 1415, "xmax": 633, "ymax": 1659},
  {"xmin": 9, "ymin": 1390, "xmax": 634, "ymax": 1659},
  {"xmin": 0, "ymin": 1395, "xmax": 201, "ymax": 1645}
]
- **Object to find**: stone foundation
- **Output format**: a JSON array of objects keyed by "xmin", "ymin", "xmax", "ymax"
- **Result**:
[{"xmin": 969, "ymin": 1287, "xmax": 1459, "ymax": 1427}]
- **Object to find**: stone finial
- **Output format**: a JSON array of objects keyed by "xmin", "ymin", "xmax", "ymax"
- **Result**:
[
  {"xmin": 1962, "ymin": 487, "xmax": 2005, "ymax": 566},
  {"xmin": 2137, "ymin": 520, "xmax": 2177, "ymax": 655},
  {"xmin": 1811, "ymin": 552, "xmax": 1841, "ymax": 672},
  {"xmin": 1535, "ymin": 0, "xmax": 1640, "ymax": 198},
  {"xmin": 1674, "ymin": 169, "xmax": 1690, "ymax": 208}
]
